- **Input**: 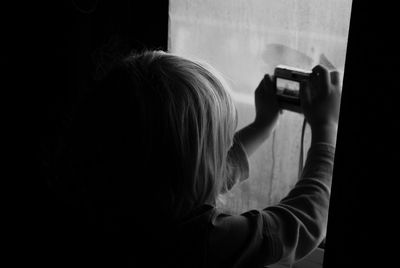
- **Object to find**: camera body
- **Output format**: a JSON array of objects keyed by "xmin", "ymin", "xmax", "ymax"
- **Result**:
[{"xmin": 274, "ymin": 65, "xmax": 312, "ymax": 113}]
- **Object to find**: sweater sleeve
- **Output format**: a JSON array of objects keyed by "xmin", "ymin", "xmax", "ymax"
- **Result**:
[
  {"xmin": 261, "ymin": 142, "xmax": 335, "ymax": 264},
  {"xmin": 208, "ymin": 143, "xmax": 335, "ymax": 267}
]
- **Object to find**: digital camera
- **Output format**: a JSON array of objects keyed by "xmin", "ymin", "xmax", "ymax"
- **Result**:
[{"xmin": 274, "ymin": 65, "xmax": 312, "ymax": 113}]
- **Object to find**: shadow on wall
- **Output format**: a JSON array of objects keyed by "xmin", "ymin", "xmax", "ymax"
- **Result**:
[
  {"xmin": 262, "ymin": 44, "xmax": 338, "ymax": 74},
  {"xmin": 262, "ymin": 43, "xmax": 314, "ymax": 72}
]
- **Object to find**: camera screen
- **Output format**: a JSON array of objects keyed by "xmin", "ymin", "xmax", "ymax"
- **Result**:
[{"xmin": 276, "ymin": 77, "xmax": 300, "ymax": 98}]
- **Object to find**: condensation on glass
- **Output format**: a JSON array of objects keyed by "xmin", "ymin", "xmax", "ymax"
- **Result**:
[{"xmin": 169, "ymin": 0, "xmax": 352, "ymax": 214}]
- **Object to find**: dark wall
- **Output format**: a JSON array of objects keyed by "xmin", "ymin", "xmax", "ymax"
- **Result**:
[
  {"xmin": 37, "ymin": 0, "xmax": 168, "ymax": 159},
  {"xmin": 324, "ymin": 1, "xmax": 398, "ymax": 267},
  {"xmin": 6, "ymin": 1, "xmax": 168, "ymax": 265},
  {"xmin": 38, "ymin": 0, "xmax": 168, "ymax": 204}
]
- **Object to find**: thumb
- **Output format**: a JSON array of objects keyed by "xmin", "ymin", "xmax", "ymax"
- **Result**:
[{"xmin": 330, "ymin": 70, "xmax": 340, "ymax": 86}]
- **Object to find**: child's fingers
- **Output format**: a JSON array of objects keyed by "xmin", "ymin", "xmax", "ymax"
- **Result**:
[
  {"xmin": 311, "ymin": 65, "xmax": 329, "ymax": 96},
  {"xmin": 255, "ymin": 74, "xmax": 273, "ymax": 98},
  {"xmin": 254, "ymin": 77, "xmax": 265, "ymax": 98},
  {"xmin": 263, "ymin": 74, "xmax": 273, "ymax": 85},
  {"xmin": 263, "ymin": 74, "xmax": 275, "ymax": 96},
  {"xmin": 312, "ymin": 65, "xmax": 329, "ymax": 82},
  {"xmin": 330, "ymin": 70, "xmax": 340, "ymax": 86},
  {"xmin": 300, "ymin": 79, "xmax": 311, "ymax": 107}
]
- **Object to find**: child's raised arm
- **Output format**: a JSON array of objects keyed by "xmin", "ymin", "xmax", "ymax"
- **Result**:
[
  {"xmin": 209, "ymin": 65, "xmax": 341, "ymax": 267},
  {"xmin": 234, "ymin": 74, "xmax": 281, "ymax": 157}
]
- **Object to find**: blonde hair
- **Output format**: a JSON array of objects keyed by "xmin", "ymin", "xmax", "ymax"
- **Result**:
[
  {"xmin": 49, "ymin": 50, "xmax": 238, "ymax": 223},
  {"xmin": 122, "ymin": 51, "xmax": 237, "ymax": 219}
]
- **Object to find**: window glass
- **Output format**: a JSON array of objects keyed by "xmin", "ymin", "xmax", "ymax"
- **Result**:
[{"xmin": 169, "ymin": 0, "xmax": 352, "ymax": 213}]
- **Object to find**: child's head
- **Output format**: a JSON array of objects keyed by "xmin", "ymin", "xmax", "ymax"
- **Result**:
[{"xmin": 51, "ymin": 50, "xmax": 237, "ymax": 222}]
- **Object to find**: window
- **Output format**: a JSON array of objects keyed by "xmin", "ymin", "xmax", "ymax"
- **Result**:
[{"xmin": 169, "ymin": 0, "xmax": 352, "ymax": 214}]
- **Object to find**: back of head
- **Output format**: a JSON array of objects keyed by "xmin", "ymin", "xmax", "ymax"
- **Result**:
[{"xmin": 50, "ymin": 50, "xmax": 237, "ymax": 231}]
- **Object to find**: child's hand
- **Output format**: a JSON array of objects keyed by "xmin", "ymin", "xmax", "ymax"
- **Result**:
[
  {"xmin": 300, "ymin": 65, "xmax": 341, "ymax": 129},
  {"xmin": 234, "ymin": 75, "xmax": 281, "ymax": 157},
  {"xmin": 254, "ymin": 74, "xmax": 281, "ymax": 131},
  {"xmin": 300, "ymin": 65, "xmax": 341, "ymax": 145}
]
